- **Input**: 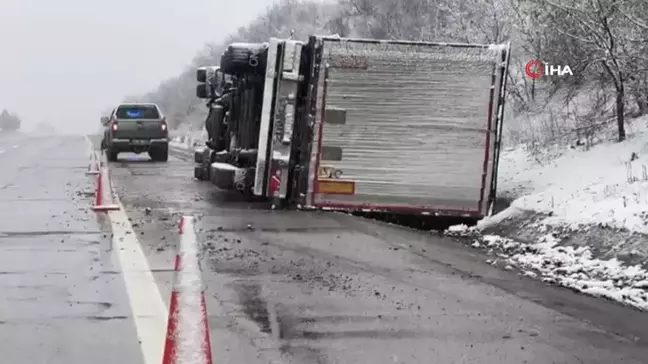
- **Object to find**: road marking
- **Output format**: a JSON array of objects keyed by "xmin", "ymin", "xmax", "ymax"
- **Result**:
[
  {"xmin": 0, "ymin": 150, "xmax": 4, "ymax": 154},
  {"xmin": 12, "ymin": 145, "xmax": 18, "ymax": 149},
  {"xmin": 108, "ymin": 207, "xmax": 169, "ymax": 364},
  {"xmin": 84, "ymin": 134, "xmax": 168, "ymax": 364}
]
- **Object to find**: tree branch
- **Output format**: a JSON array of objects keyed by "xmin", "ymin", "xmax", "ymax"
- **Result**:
[{"xmin": 617, "ymin": 6, "xmax": 648, "ymax": 30}]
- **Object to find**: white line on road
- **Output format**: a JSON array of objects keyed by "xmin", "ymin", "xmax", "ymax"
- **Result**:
[
  {"xmin": 84, "ymin": 135, "xmax": 168, "ymax": 364},
  {"xmin": 109, "ymin": 202, "xmax": 169, "ymax": 364},
  {"xmin": 88, "ymin": 136, "xmax": 288, "ymax": 364},
  {"xmin": 0, "ymin": 150, "xmax": 4, "ymax": 154},
  {"xmin": 12, "ymin": 145, "xmax": 18, "ymax": 148}
]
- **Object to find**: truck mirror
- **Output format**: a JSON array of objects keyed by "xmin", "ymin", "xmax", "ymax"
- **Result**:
[{"xmin": 100, "ymin": 116, "xmax": 109, "ymax": 125}]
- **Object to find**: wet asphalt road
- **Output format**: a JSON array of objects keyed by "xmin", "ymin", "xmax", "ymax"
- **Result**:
[
  {"xmin": 0, "ymin": 133, "xmax": 143, "ymax": 363},
  {"xmin": 109, "ymin": 144, "xmax": 648, "ymax": 364},
  {"xmin": 3, "ymin": 133, "xmax": 648, "ymax": 364}
]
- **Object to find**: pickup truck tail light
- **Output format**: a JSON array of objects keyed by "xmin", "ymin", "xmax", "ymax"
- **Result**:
[
  {"xmin": 111, "ymin": 121, "xmax": 118, "ymax": 131},
  {"xmin": 161, "ymin": 123, "xmax": 167, "ymax": 131}
]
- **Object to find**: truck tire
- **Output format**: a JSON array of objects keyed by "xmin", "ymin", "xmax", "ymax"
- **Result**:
[
  {"xmin": 158, "ymin": 147, "xmax": 169, "ymax": 162},
  {"xmin": 220, "ymin": 43, "xmax": 267, "ymax": 75},
  {"xmin": 194, "ymin": 166, "xmax": 206, "ymax": 180},
  {"xmin": 206, "ymin": 105, "xmax": 226, "ymax": 150},
  {"xmin": 196, "ymin": 84, "xmax": 209, "ymax": 99},
  {"xmin": 149, "ymin": 146, "xmax": 169, "ymax": 162},
  {"xmin": 196, "ymin": 67, "xmax": 207, "ymax": 83},
  {"xmin": 107, "ymin": 148, "xmax": 118, "ymax": 162}
]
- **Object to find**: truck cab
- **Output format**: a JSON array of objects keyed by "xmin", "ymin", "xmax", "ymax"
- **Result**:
[{"xmin": 194, "ymin": 36, "xmax": 511, "ymax": 221}]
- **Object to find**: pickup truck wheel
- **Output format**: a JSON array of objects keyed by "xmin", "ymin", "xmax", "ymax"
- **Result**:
[
  {"xmin": 149, "ymin": 147, "xmax": 168, "ymax": 162},
  {"xmin": 107, "ymin": 148, "xmax": 118, "ymax": 162},
  {"xmin": 220, "ymin": 43, "xmax": 267, "ymax": 75},
  {"xmin": 158, "ymin": 147, "xmax": 169, "ymax": 162}
]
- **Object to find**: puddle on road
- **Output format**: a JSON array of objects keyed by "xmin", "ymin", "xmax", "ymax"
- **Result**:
[
  {"xmin": 0, "ymin": 230, "xmax": 104, "ymax": 237},
  {"xmin": 235, "ymin": 282, "xmax": 273, "ymax": 334},
  {"xmin": 86, "ymin": 315, "xmax": 129, "ymax": 321},
  {"xmin": 233, "ymin": 280, "xmax": 333, "ymax": 363}
]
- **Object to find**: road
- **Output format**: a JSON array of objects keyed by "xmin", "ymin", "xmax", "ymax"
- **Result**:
[
  {"xmin": 1, "ymin": 133, "xmax": 648, "ymax": 363},
  {"xmin": 0, "ymin": 133, "xmax": 143, "ymax": 363}
]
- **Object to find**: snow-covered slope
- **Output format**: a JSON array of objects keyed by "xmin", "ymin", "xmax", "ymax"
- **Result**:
[
  {"xmin": 447, "ymin": 116, "xmax": 648, "ymax": 310},
  {"xmin": 494, "ymin": 117, "xmax": 648, "ymax": 233}
]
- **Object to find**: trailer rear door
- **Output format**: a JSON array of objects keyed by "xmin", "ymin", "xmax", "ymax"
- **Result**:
[{"xmin": 304, "ymin": 37, "xmax": 509, "ymax": 217}]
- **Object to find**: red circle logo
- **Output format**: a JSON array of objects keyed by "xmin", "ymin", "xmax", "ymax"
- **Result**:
[{"xmin": 525, "ymin": 60, "xmax": 544, "ymax": 79}]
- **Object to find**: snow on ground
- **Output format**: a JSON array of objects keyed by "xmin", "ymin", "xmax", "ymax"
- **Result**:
[
  {"xmin": 494, "ymin": 118, "xmax": 648, "ymax": 233},
  {"xmin": 446, "ymin": 225, "xmax": 648, "ymax": 310},
  {"xmin": 445, "ymin": 115, "xmax": 648, "ymax": 310},
  {"xmin": 170, "ymin": 130, "xmax": 206, "ymax": 150}
]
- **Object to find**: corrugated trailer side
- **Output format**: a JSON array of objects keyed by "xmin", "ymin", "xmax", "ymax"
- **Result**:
[{"xmin": 302, "ymin": 37, "xmax": 510, "ymax": 219}]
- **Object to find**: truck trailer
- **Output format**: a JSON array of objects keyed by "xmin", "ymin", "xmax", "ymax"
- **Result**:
[{"xmin": 192, "ymin": 35, "xmax": 511, "ymax": 222}]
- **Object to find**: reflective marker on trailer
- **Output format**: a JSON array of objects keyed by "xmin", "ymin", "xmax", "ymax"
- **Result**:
[{"xmin": 316, "ymin": 180, "xmax": 355, "ymax": 195}]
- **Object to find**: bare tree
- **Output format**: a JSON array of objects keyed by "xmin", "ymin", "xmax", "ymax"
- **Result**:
[
  {"xmin": 531, "ymin": 0, "xmax": 648, "ymax": 142},
  {"xmin": 132, "ymin": 0, "xmax": 335, "ymax": 131},
  {"xmin": 134, "ymin": 0, "xmax": 648, "ymax": 146}
]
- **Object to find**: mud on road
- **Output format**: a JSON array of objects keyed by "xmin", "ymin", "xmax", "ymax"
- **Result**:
[{"xmin": 109, "ymin": 151, "xmax": 648, "ymax": 364}]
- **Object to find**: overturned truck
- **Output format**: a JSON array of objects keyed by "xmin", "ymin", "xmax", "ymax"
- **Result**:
[{"xmin": 193, "ymin": 36, "xmax": 511, "ymax": 221}]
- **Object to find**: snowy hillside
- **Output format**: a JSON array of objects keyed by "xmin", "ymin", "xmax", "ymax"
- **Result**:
[
  {"xmin": 448, "ymin": 115, "xmax": 648, "ymax": 310},
  {"xmin": 497, "ymin": 116, "xmax": 648, "ymax": 233}
]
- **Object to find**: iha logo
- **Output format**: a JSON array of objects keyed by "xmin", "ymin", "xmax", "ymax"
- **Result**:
[{"xmin": 525, "ymin": 59, "xmax": 573, "ymax": 79}]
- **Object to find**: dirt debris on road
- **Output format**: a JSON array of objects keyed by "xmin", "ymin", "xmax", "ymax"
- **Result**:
[{"xmin": 107, "ymin": 152, "xmax": 648, "ymax": 364}]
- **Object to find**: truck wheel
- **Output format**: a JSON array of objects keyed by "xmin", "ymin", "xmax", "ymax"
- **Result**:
[
  {"xmin": 194, "ymin": 166, "xmax": 205, "ymax": 180},
  {"xmin": 149, "ymin": 147, "xmax": 169, "ymax": 162},
  {"xmin": 107, "ymin": 148, "xmax": 118, "ymax": 162},
  {"xmin": 158, "ymin": 147, "xmax": 169, "ymax": 162},
  {"xmin": 206, "ymin": 105, "xmax": 226, "ymax": 150},
  {"xmin": 220, "ymin": 43, "xmax": 267, "ymax": 75}
]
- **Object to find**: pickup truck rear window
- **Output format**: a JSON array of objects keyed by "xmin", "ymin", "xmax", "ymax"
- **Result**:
[{"xmin": 115, "ymin": 105, "xmax": 160, "ymax": 119}]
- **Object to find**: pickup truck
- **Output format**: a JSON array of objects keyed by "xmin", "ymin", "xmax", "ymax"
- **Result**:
[
  {"xmin": 101, "ymin": 103, "xmax": 169, "ymax": 162},
  {"xmin": 192, "ymin": 36, "xmax": 511, "ymax": 223}
]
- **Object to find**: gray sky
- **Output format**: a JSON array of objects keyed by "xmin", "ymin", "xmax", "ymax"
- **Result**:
[{"xmin": 0, "ymin": 0, "xmax": 276, "ymax": 133}]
